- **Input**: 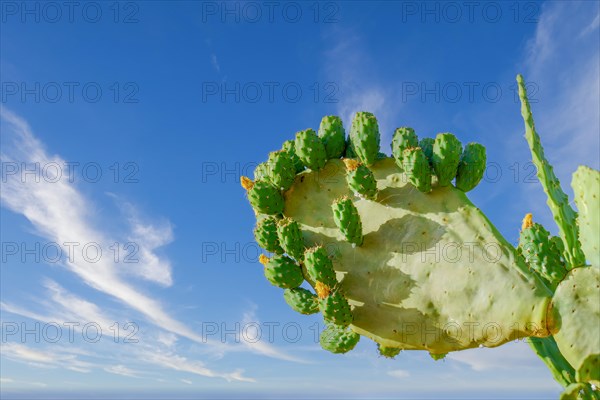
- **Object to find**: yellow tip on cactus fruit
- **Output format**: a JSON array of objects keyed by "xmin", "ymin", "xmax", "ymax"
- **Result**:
[
  {"xmin": 343, "ymin": 158, "xmax": 360, "ymax": 171},
  {"xmin": 241, "ymin": 176, "xmax": 254, "ymax": 191},
  {"xmin": 315, "ymin": 281, "xmax": 331, "ymax": 299},
  {"xmin": 258, "ymin": 254, "xmax": 269, "ymax": 265},
  {"xmin": 522, "ymin": 213, "xmax": 533, "ymax": 231}
]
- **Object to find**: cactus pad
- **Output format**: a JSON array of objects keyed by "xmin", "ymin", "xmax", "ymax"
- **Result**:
[
  {"xmin": 241, "ymin": 80, "xmax": 600, "ymax": 393},
  {"xmin": 572, "ymin": 166, "xmax": 600, "ymax": 267},
  {"xmin": 550, "ymin": 267, "xmax": 600, "ymax": 386},
  {"xmin": 318, "ymin": 116, "xmax": 346, "ymax": 159}
]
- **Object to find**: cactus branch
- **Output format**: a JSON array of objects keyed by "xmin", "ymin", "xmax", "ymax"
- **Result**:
[{"xmin": 516, "ymin": 75, "xmax": 586, "ymax": 269}]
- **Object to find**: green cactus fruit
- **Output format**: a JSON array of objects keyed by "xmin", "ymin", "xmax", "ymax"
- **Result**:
[
  {"xmin": 254, "ymin": 216, "xmax": 283, "ymax": 254},
  {"xmin": 345, "ymin": 137, "xmax": 357, "ymax": 158},
  {"xmin": 378, "ymin": 344, "xmax": 401, "ymax": 358},
  {"xmin": 572, "ymin": 166, "xmax": 600, "ymax": 267},
  {"xmin": 266, "ymin": 150, "xmax": 296, "ymax": 191},
  {"xmin": 455, "ymin": 143, "xmax": 487, "ymax": 192},
  {"xmin": 519, "ymin": 220, "xmax": 567, "ymax": 289},
  {"xmin": 243, "ymin": 178, "xmax": 284, "ymax": 215},
  {"xmin": 551, "ymin": 267, "xmax": 600, "ymax": 387},
  {"xmin": 318, "ymin": 116, "xmax": 346, "ymax": 159},
  {"xmin": 430, "ymin": 353, "xmax": 447, "ymax": 361},
  {"xmin": 402, "ymin": 147, "xmax": 432, "ymax": 193},
  {"xmin": 320, "ymin": 291, "xmax": 353, "ymax": 327},
  {"xmin": 276, "ymin": 217, "xmax": 305, "ymax": 261},
  {"xmin": 282, "ymin": 139, "xmax": 305, "ymax": 173},
  {"xmin": 345, "ymin": 159, "xmax": 378, "ymax": 200},
  {"xmin": 254, "ymin": 162, "xmax": 271, "ymax": 183},
  {"xmin": 419, "ymin": 137, "xmax": 435, "ymax": 166},
  {"xmin": 262, "ymin": 254, "xmax": 304, "ymax": 289},
  {"xmin": 350, "ymin": 112, "xmax": 380, "ymax": 166},
  {"xmin": 304, "ymin": 245, "xmax": 338, "ymax": 288},
  {"xmin": 432, "ymin": 133, "xmax": 462, "ymax": 186},
  {"xmin": 283, "ymin": 287, "xmax": 319, "ymax": 315},
  {"xmin": 391, "ymin": 127, "xmax": 418, "ymax": 170},
  {"xmin": 320, "ymin": 323, "xmax": 360, "ymax": 354},
  {"xmin": 332, "ymin": 196, "xmax": 363, "ymax": 246},
  {"xmin": 294, "ymin": 129, "xmax": 327, "ymax": 171}
]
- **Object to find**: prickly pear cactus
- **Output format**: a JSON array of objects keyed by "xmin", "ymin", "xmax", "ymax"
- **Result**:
[{"xmin": 241, "ymin": 75, "xmax": 600, "ymax": 399}]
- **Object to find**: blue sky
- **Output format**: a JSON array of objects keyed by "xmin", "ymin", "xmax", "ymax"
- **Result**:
[{"xmin": 0, "ymin": 1, "xmax": 598, "ymax": 398}]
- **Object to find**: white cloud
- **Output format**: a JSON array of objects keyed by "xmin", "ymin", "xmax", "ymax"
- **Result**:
[
  {"xmin": 238, "ymin": 306, "xmax": 309, "ymax": 364},
  {"xmin": 2, "ymin": 343, "xmax": 93, "ymax": 373},
  {"xmin": 139, "ymin": 351, "xmax": 255, "ymax": 383},
  {"xmin": 387, "ymin": 369, "xmax": 410, "ymax": 378},
  {"xmin": 0, "ymin": 108, "xmax": 213, "ymax": 345},
  {"xmin": 322, "ymin": 29, "xmax": 395, "ymax": 145},
  {"xmin": 104, "ymin": 365, "xmax": 140, "ymax": 378},
  {"xmin": 180, "ymin": 378, "xmax": 193, "ymax": 385},
  {"xmin": 446, "ymin": 341, "xmax": 541, "ymax": 372}
]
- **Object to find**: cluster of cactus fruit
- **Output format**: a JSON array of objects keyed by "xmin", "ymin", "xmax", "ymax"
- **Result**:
[{"xmin": 241, "ymin": 76, "xmax": 599, "ymax": 399}]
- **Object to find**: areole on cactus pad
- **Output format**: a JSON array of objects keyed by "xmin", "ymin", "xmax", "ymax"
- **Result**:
[{"xmin": 241, "ymin": 75, "xmax": 599, "ymax": 399}]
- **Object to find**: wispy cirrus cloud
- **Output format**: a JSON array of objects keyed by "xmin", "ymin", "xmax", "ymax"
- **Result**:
[
  {"xmin": 0, "ymin": 107, "xmax": 306, "ymax": 381},
  {"xmin": 322, "ymin": 28, "xmax": 395, "ymax": 144},
  {"xmin": 0, "ymin": 109, "xmax": 205, "ymax": 344},
  {"xmin": 2, "ymin": 342, "xmax": 94, "ymax": 373},
  {"xmin": 104, "ymin": 365, "xmax": 141, "ymax": 378}
]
